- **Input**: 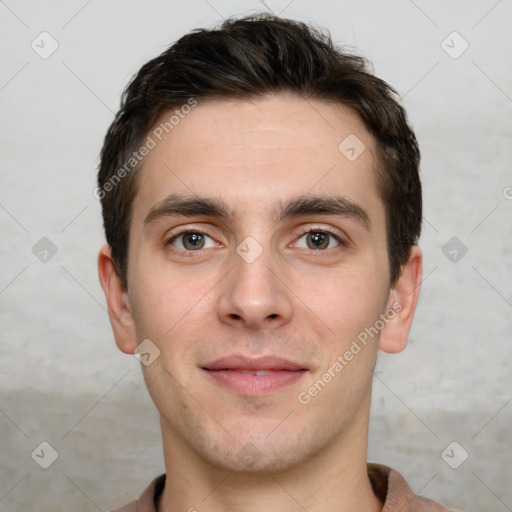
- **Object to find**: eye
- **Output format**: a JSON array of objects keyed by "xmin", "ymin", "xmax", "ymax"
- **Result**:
[
  {"xmin": 167, "ymin": 231, "xmax": 217, "ymax": 252},
  {"xmin": 294, "ymin": 230, "xmax": 343, "ymax": 251}
]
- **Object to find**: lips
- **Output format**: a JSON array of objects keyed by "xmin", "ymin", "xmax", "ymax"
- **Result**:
[
  {"xmin": 201, "ymin": 355, "xmax": 308, "ymax": 395},
  {"xmin": 202, "ymin": 355, "xmax": 307, "ymax": 372}
]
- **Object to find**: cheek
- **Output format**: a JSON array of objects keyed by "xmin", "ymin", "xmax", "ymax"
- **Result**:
[
  {"xmin": 130, "ymin": 269, "xmax": 184, "ymax": 338},
  {"xmin": 129, "ymin": 263, "xmax": 219, "ymax": 352},
  {"xmin": 301, "ymin": 266, "xmax": 388, "ymax": 339}
]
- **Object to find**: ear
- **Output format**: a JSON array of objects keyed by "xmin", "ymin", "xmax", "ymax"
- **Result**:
[
  {"xmin": 379, "ymin": 245, "xmax": 423, "ymax": 354},
  {"xmin": 97, "ymin": 245, "xmax": 138, "ymax": 354}
]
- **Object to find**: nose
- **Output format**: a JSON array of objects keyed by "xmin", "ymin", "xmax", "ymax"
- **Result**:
[{"xmin": 217, "ymin": 244, "xmax": 293, "ymax": 331}]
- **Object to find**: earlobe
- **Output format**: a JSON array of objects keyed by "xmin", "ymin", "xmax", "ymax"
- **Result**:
[
  {"xmin": 379, "ymin": 246, "xmax": 423, "ymax": 354},
  {"xmin": 97, "ymin": 245, "xmax": 138, "ymax": 354}
]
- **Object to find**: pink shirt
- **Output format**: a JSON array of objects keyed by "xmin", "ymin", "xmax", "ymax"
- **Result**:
[{"xmin": 110, "ymin": 463, "xmax": 461, "ymax": 511}]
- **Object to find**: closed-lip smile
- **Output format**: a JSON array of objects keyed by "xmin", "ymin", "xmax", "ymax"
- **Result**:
[{"xmin": 201, "ymin": 355, "xmax": 309, "ymax": 395}]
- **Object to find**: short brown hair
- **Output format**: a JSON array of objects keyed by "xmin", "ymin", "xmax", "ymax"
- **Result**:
[{"xmin": 98, "ymin": 13, "xmax": 421, "ymax": 288}]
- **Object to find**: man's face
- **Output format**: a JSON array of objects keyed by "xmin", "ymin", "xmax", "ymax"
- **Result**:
[{"xmin": 124, "ymin": 94, "xmax": 393, "ymax": 472}]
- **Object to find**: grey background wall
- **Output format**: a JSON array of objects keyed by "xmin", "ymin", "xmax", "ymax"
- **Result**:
[{"xmin": 1, "ymin": 1, "xmax": 511, "ymax": 511}]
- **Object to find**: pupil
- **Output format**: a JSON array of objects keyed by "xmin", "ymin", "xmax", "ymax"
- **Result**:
[
  {"xmin": 308, "ymin": 232, "xmax": 327, "ymax": 249},
  {"xmin": 185, "ymin": 233, "xmax": 203, "ymax": 249}
]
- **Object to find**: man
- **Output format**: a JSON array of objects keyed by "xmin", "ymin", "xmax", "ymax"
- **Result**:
[{"xmin": 97, "ymin": 13, "xmax": 460, "ymax": 512}]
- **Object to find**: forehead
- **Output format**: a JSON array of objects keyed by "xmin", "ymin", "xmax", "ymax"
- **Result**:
[{"xmin": 132, "ymin": 94, "xmax": 383, "ymax": 224}]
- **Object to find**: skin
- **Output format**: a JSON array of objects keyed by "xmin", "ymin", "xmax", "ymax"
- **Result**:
[{"xmin": 98, "ymin": 93, "xmax": 422, "ymax": 512}]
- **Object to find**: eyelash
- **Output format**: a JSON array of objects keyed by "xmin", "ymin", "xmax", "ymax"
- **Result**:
[{"xmin": 165, "ymin": 227, "xmax": 347, "ymax": 257}]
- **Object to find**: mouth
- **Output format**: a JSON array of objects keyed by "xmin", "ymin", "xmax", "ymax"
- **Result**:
[{"xmin": 201, "ymin": 355, "xmax": 309, "ymax": 395}]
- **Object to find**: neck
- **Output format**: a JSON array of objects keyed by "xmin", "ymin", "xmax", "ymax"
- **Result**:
[{"xmin": 157, "ymin": 403, "xmax": 382, "ymax": 512}]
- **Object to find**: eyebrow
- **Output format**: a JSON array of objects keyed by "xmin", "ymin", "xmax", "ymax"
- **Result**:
[{"xmin": 144, "ymin": 193, "xmax": 371, "ymax": 230}]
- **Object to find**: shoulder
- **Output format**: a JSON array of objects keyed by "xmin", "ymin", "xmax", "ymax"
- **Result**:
[
  {"xmin": 109, "ymin": 474, "xmax": 166, "ymax": 512},
  {"xmin": 368, "ymin": 462, "xmax": 462, "ymax": 511},
  {"xmin": 408, "ymin": 494, "xmax": 463, "ymax": 511}
]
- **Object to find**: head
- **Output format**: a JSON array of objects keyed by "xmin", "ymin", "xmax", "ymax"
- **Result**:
[{"xmin": 98, "ymin": 14, "xmax": 422, "ymax": 474}]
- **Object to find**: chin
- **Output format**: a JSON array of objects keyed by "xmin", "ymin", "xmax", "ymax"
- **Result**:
[
  {"xmin": 194, "ymin": 420, "xmax": 317, "ymax": 475},
  {"xmin": 205, "ymin": 441, "xmax": 309, "ymax": 475}
]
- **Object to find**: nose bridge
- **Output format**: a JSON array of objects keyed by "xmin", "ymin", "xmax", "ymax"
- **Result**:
[{"xmin": 217, "ymin": 235, "xmax": 293, "ymax": 329}]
